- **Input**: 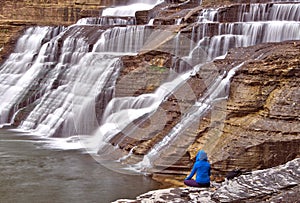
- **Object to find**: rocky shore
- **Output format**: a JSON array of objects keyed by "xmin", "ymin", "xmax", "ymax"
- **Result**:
[{"xmin": 113, "ymin": 158, "xmax": 300, "ymax": 202}]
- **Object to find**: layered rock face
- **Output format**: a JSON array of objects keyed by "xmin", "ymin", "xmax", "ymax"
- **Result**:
[
  {"xmin": 0, "ymin": 0, "xmax": 129, "ymax": 62},
  {"xmin": 115, "ymin": 40, "xmax": 300, "ymax": 186},
  {"xmin": 107, "ymin": 1, "xmax": 300, "ymax": 183},
  {"xmin": 0, "ymin": 0, "xmax": 132, "ymax": 24},
  {"xmin": 193, "ymin": 41, "xmax": 300, "ymax": 174}
]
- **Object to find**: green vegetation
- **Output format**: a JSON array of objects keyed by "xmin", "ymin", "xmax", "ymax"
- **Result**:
[
  {"xmin": 0, "ymin": 29, "xmax": 9, "ymax": 34},
  {"xmin": 149, "ymin": 65, "xmax": 167, "ymax": 73}
]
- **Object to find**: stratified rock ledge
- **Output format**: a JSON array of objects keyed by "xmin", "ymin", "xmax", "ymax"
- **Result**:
[{"xmin": 113, "ymin": 158, "xmax": 300, "ymax": 203}]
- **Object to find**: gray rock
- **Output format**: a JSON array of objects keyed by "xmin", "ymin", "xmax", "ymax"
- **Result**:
[{"xmin": 113, "ymin": 158, "xmax": 300, "ymax": 203}]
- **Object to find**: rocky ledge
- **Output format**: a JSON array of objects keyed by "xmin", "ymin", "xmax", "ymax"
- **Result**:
[
  {"xmin": 112, "ymin": 41, "xmax": 300, "ymax": 185},
  {"xmin": 113, "ymin": 158, "xmax": 300, "ymax": 203}
]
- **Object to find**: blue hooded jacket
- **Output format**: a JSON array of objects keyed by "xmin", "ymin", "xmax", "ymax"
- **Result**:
[{"xmin": 185, "ymin": 150, "xmax": 211, "ymax": 184}]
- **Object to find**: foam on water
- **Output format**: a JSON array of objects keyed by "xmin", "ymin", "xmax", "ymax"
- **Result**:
[{"xmin": 102, "ymin": 0, "xmax": 164, "ymax": 17}]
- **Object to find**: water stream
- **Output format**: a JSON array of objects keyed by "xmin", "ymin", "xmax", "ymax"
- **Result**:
[{"xmin": 0, "ymin": 128, "xmax": 161, "ymax": 203}]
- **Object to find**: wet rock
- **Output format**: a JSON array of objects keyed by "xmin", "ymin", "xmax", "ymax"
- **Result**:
[
  {"xmin": 212, "ymin": 158, "xmax": 300, "ymax": 202},
  {"xmin": 0, "ymin": 0, "xmax": 139, "ymax": 63},
  {"xmin": 113, "ymin": 158, "xmax": 300, "ymax": 203},
  {"xmin": 203, "ymin": 41, "xmax": 300, "ymax": 175},
  {"xmin": 0, "ymin": 24, "xmax": 24, "ymax": 63}
]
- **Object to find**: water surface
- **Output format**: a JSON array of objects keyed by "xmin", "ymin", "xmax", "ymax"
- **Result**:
[{"xmin": 0, "ymin": 128, "xmax": 161, "ymax": 203}]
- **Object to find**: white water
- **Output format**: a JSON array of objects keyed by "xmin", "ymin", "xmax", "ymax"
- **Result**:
[
  {"xmin": 19, "ymin": 25, "xmax": 125, "ymax": 137},
  {"xmin": 77, "ymin": 17, "xmax": 136, "ymax": 26},
  {"xmin": 102, "ymin": 0, "xmax": 164, "ymax": 17},
  {"xmin": 21, "ymin": 54, "xmax": 122, "ymax": 137},
  {"xmin": 205, "ymin": 21, "xmax": 300, "ymax": 59},
  {"xmin": 93, "ymin": 26, "xmax": 148, "ymax": 53},
  {"xmin": 240, "ymin": 3, "xmax": 300, "ymax": 22},
  {"xmin": 1, "ymin": 0, "xmax": 300, "ymax": 172},
  {"xmin": 0, "ymin": 27, "xmax": 62, "ymax": 124},
  {"xmin": 134, "ymin": 62, "xmax": 244, "ymax": 170},
  {"xmin": 117, "ymin": 2, "xmax": 300, "ymax": 170},
  {"xmin": 192, "ymin": 3, "xmax": 300, "ymax": 60},
  {"xmin": 81, "ymin": 71, "xmax": 192, "ymax": 154}
]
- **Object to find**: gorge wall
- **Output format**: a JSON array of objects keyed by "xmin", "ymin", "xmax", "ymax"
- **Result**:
[
  {"xmin": 0, "ymin": 0, "xmax": 133, "ymax": 61},
  {"xmin": 193, "ymin": 41, "xmax": 300, "ymax": 175},
  {"xmin": 106, "ymin": 0, "xmax": 300, "ymax": 184}
]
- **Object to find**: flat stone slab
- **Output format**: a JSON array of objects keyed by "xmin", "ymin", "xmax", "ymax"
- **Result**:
[{"xmin": 113, "ymin": 158, "xmax": 300, "ymax": 203}]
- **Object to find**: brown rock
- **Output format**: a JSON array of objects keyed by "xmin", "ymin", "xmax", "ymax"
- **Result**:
[{"xmin": 196, "ymin": 41, "xmax": 300, "ymax": 175}]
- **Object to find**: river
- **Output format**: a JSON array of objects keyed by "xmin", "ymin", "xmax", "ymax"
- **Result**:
[{"xmin": 0, "ymin": 128, "xmax": 161, "ymax": 203}]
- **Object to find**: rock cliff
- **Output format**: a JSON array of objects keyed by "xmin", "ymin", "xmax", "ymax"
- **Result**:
[
  {"xmin": 0, "ymin": 0, "xmax": 128, "ymax": 62},
  {"xmin": 192, "ymin": 41, "xmax": 300, "ymax": 175},
  {"xmin": 115, "ymin": 40, "xmax": 300, "ymax": 187},
  {"xmin": 105, "ymin": 1, "xmax": 300, "ymax": 186}
]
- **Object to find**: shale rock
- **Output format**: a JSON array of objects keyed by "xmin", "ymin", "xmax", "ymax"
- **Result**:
[
  {"xmin": 202, "ymin": 41, "xmax": 300, "ymax": 175},
  {"xmin": 0, "ymin": 0, "xmax": 134, "ymax": 63},
  {"xmin": 113, "ymin": 158, "xmax": 300, "ymax": 203},
  {"xmin": 110, "ymin": 41, "xmax": 300, "ymax": 182}
]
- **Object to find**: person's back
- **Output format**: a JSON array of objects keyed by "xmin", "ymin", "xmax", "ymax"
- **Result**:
[{"xmin": 184, "ymin": 150, "xmax": 211, "ymax": 187}]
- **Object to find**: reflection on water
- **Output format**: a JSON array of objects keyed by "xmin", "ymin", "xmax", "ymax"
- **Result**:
[{"xmin": 0, "ymin": 128, "xmax": 161, "ymax": 203}]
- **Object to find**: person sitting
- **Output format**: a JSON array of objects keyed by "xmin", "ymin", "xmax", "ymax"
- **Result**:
[{"xmin": 184, "ymin": 150, "xmax": 211, "ymax": 187}]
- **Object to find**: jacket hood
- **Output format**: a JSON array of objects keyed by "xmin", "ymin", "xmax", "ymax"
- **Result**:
[{"xmin": 196, "ymin": 150, "xmax": 208, "ymax": 161}]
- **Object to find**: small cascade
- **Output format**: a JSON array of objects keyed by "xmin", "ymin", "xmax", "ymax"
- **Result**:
[
  {"xmin": 204, "ymin": 21, "xmax": 300, "ymax": 58},
  {"xmin": 191, "ymin": 2, "xmax": 300, "ymax": 60},
  {"xmin": 77, "ymin": 16, "xmax": 136, "ymax": 26},
  {"xmin": 0, "ymin": 26, "xmax": 62, "ymax": 124},
  {"xmin": 198, "ymin": 9, "xmax": 218, "ymax": 22},
  {"xmin": 239, "ymin": 3, "xmax": 300, "ymax": 22},
  {"xmin": 134, "ymin": 62, "xmax": 244, "ymax": 171},
  {"xmin": 93, "ymin": 25, "xmax": 150, "ymax": 53},
  {"xmin": 18, "ymin": 25, "xmax": 125, "ymax": 137},
  {"xmin": 102, "ymin": 0, "xmax": 164, "ymax": 17},
  {"xmin": 84, "ymin": 71, "xmax": 192, "ymax": 154}
]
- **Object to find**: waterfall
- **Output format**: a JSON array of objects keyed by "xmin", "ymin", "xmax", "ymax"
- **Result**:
[
  {"xmin": 0, "ymin": 0, "xmax": 300, "ymax": 173},
  {"xmin": 20, "ymin": 53, "xmax": 122, "ymax": 137},
  {"xmin": 203, "ymin": 21, "xmax": 300, "ymax": 59},
  {"xmin": 93, "ymin": 26, "xmax": 149, "ymax": 53},
  {"xmin": 77, "ymin": 17, "xmax": 136, "ymax": 26},
  {"xmin": 84, "ymin": 71, "xmax": 192, "ymax": 153},
  {"xmin": 239, "ymin": 3, "xmax": 300, "ymax": 22},
  {"xmin": 115, "ymin": 1, "xmax": 300, "ymax": 171},
  {"xmin": 102, "ymin": 0, "xmax": 164, "ymax": 17},
  {"xmin": 0, "ymin": 26, "xmax": 62, "ymax": 125},
  {"xmin": 135, "ymin": 63, "xmax": 244, "ymax": 170},
  {"xmin": 191, "ymin": 2, "xmax": 300, "ymax": 60},
  {"xmin": 77, "ymin": 0, "xmax": 164, "ymax": 26},
  {"xmin": 17, "ymin": 25, "xmax": 127, "ymax": 137}
]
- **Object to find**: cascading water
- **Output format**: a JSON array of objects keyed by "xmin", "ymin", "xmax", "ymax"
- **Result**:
[
  {"xmin": 18, "ymin": 22, "xmax": 153, "ymax": 137},
  {"xmin": 192, "ymin": 2, "xmax": 300, "ymax": 60},
  {"xmin": 0, "ymin": 0, "xmax": 300, "ymax": 174},
  {"xmin": 135, "ymin": 62, "xmax": 245, "ymax": 170},
  {"xmin": 101, "ymin": 0, "xmax": 164, "ymax": 17},
  {"xmin": 76, "ymin": 17, "xmax": 136, "ymax": 26},
  {"xmin": 0, "ymin": 26, "xmax": 62, "ymax": 125},
  {"xmin": 83, "ymin": 71, "xmax": 193, "ymax": 154},
  {"xmin": 93, "ymin": 26, "xmax": 149, "ymax": 53},
  {"xmin": 77, "ymin": 0, "xmax": 164, "ymax": 26},
  {"xmin": 0, "ymin": 0, "xmax": 166, "ymax": 137},
  {"xmin": 118, "ymin": 1, "xmax": 300, "ymax": 171},
  {"xmin": 240, "ymin": 3, "xmax": 300, "ymax": 22}
]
